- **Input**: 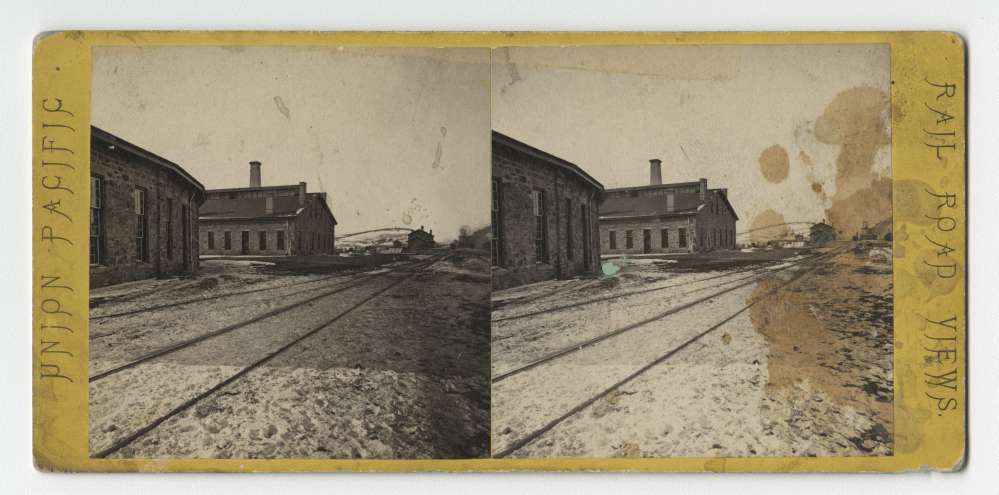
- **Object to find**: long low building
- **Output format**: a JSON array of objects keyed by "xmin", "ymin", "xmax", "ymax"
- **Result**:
[
  {"xmin": 491, "ymin": 131, "xmax": 605, "ymax": 289},
  {"xmin": 199, "ymin": 161, "xmax": 337, "ymax": 256},
  {"xmin": 600, "ymin": 159, "xmax": 738, "ymax": 255},
  {"xmin": 89, "ymin": 126, "xmax": 206, "ymax": 288}
]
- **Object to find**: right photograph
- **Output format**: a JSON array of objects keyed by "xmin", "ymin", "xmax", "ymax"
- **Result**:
[{"xmin": 490, "ymin": 44, "xmax": 893, "ymax": 458}]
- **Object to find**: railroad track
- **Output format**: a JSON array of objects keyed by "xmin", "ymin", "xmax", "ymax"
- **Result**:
[
  {"xmin": 490, "ymin": 257, "xmax": 801, "ymax": 324},
  {"xmin": 491, "ymin": 278, "xmax": 602, "ymax": 310},
  {"xmin": 492, "ymin": 248, "xmax": 840, "ymax": 381},
  {"xmin": 491, "ymin": 247, "xmax": 847, "ymax": 457},
  {"xmin": 90, "ymin": 254, "xmax": 445, "ymax": 381},
  {"xmin": 90, "ymin": 257, "xmax": 429, "ymax": 321},
  {"xmin": 91, "ymin": 252, "xmax": 450, "ymax": 459}
]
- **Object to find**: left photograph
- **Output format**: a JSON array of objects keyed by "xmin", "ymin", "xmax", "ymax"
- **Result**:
[{"xmin": 86, "ymin": 46, "xmax": 492, "ymax": 459}]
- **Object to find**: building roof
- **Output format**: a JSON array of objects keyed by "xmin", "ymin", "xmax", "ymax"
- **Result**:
[
  {"xmin": 599, "ymin": 186, "xmax": 739, "ymax": 221},
  {"xmin": 492, "ymin": 131, "xmax": 605, "ymax": 195},
  {"xmin": 91, "ymin": 126, "xmax": 206, "ymax": 204},
  {"xmin": 200, "ymin": 191, "xmax": 338, "ymax": 224}
]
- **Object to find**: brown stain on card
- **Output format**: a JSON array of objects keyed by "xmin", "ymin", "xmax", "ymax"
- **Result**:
[
  {"xmin": 758, "ymin": 144, "xmax": 790, "ymax": 183},
  {"xmin": 815, "ymin": 86, "xmax": 891, "ymax": 235},
  {"xmin": 749, "ymin": 209, "xmax": 790, "ymax": 244},
  {"xmin": 750, "ymin": 250, "xmax": 894, "ymax": 455}
]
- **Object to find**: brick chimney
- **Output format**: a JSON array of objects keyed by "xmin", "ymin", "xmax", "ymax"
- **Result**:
[
  {"xmin": 699, "ymin": 178, "xmax": 708, "ymax": 201},
  {"xmin": 650, "ymin": 158, "xmax": 662, "ymax": 185},
  {"xmin": 298, "ymin": 182, "xmax": 307, "ymax": 206},
  {"xmin": 249, "ymin": 161, "xmax": 261, "ymax": 188}
]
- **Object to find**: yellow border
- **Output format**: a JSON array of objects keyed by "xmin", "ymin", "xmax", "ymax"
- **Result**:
[{"xmin": 32, "ymin": 31, "xmax": 966, "ymax": 472}]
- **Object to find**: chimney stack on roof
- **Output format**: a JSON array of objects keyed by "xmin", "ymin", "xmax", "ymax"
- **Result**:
[
  {"xmin": 249, "ymin": 161, "xmax": 261, "ymax": 188},
  {"xmin": 649, "ymin": 158, "xmax": 662, "ymax": 185},
  {"xmin": 699, "ymin": 178, "xmax": 708, "ymax": 201},
  {"xmin": 298, "ymin": 181, "xmax": 307, "ymax": 206}
]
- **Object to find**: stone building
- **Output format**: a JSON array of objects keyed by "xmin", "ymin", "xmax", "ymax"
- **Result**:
[
  {"xmin": 600, "ymin": 159, "xmax": 738, "ymax": 255},
  {"xmin": 89, "ymin": 126, "xmax": 206, "ymax": 288},
  {"xmin": 199, "ymin": 162, "xmax": 337, "ymax": 256},
  {"xmin": 405, "ymin": 226, "xmax": 435, "ymax": 251},
  {"xmin": 491, "ymin": 131, "xmax": 605, "ymax": 290}
]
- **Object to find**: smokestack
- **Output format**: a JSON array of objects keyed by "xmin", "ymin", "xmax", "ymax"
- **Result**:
[
  {"xmin": 298, "ymin": 181, "xmax": 307, "ymax": 206},
  {"xmin": 699, "ymin": 178, "xmax": 708, "ymax": 201},
  {"xmin": 649, "ymin": 159, "xmax": 662, "ymax": 185},
  {"xmin": 249, "ymin": 161, "xmax": 261, "ymax": 188}
]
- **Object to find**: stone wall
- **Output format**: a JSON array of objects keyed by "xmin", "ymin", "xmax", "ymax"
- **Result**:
[
  {"xmin": 199, "ymin": 219, "xmax": 295, "ymax": 256},
  {"xmin": 90, "ymin": 140, "xmax": 202, "ymax": 288},
  {"xmin": 492, "ymin": 144, "xmax": 602, "ymax": 290},
  {"xmin": 599, "ymin": 190, "xmax": 737, "ymax": 256},
  {"xmin": 199, "ymin": 196, "xmax": 336, "ymax": 256},
  {"xmin": 293, "ymin": 198, "xmax": 337, "ymax": 255},
  {"xmin": 600, "ymin": 216, "xmax": 696, "ymax": 255}
]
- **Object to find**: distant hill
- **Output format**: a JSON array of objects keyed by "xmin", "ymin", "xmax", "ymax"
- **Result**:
[{"xmin": 337, "ymin": 230, "xmax": 410, "ymax": 250}]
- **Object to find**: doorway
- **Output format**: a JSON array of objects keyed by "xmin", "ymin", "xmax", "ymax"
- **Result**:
[
  {"xmin": 241, "ymin": 231, "xmax": 250, "ymax": 255},
  {"xmin": 642, "ymin": 229, "xmax": 651, "ymax": 254}
]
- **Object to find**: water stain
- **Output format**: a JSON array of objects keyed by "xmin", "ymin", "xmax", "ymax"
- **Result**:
[
  {"xmin": 811, "ymin": 183, "xmax": 823, "ymax": 194},
  {"xmin": 193, "ymin": 133, "xmax": 210, "ymax": 150},
  {"xmin": 758, "ymin": 144, "xmax": 790, "ymax": 183},
  {"xmin": 749, "ymin": 251, "xmax": 894, "ymax": 454},
  {"xmin": 798, "ymin": 150, "xmax": 814, "ymax": 168},
  {"xmin": 273, "ymin": 96, "xmax": 291, "ymax": 120},
  {"xmin": 432, "ymin": 126, "xmax": 447, "ymax": 170},
  {"xmin": 815, "ymin": 86, "xmax": 891, "ymax": 235},
  {"xmin": 748, "ymin": 209, "xmax": 790, "ymax": 244}
]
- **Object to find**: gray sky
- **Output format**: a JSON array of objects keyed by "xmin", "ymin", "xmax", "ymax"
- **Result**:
[
  {"xmin": 492, "ymin": 44, "xmax": 891, "ymax": 238},
  {"xmin": 93, "ymin": 46, "xmax": 490, "ymax": 242}
]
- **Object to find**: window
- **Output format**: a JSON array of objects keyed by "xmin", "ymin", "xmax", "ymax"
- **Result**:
[
  {"xmin": 134, "ymin": 188, "xmax": 147, "ymax": 261},
  {"xmin": 661, "ymin": 229, "xmax": 669, "ymax": 249},
  {"xmin": 259, "ymin": 231, "xmax": 267, "ymax": 251},
  {"xmin": 90, "ymin": 175, "xmax": 103, "ymax": 265},
  {"xmin": 679, "ymin": 228, "xmax": 687, "ymax": 248},
  {"xmin": 565, "ymin": 198, "xmax": 573, "ymax": 261},
  {"xmin": 277, "ymin": 230, "xmax": 286, "ymax": 251},
  {"xmin": 609, "ymin": 230, "xmax": 617, "ymax": 250},
  {"xmin": 625, "ymin": 230, "xmax": 634, "ymax": 249},
  {"xmin": 208, "ymin": 231, "xmax": 215, "ymax": 250},
  {"xmin": 224, "ymin": 231, "xmax": 232, "ymax": 251},
  {"xmin": 166, "ymin": 198, "xmax": 173, "ymax": 260},
  {"xmin": 491, "ymin": 179, "xmax": 503, "ymax": 266},
  {"xmin": 532, "ymin": 190, "xmax": 547, "ymax": 263}
]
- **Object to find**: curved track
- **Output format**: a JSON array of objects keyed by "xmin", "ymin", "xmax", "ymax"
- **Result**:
[
  {"xmin": 492, "ymin": 247, "xmax": 846, "ymax": 458},
  {"xmin": 90, "ymin": 254, "xmax": 449, "ymax": 458}
]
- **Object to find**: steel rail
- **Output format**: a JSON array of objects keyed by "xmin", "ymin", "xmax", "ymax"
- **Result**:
[
  {"xmin": 89, "ymin": 254, "xmax": 445, "ymax": 382},
  {"xmin": 492, "ymin": 248, "xmax": 842, "ymax": 458},
  {"xmin": 90, "ymin": 257, "xmax": 427, "ymax": 320},
  {"xmin": 490, "ymin": 258, "xmax": 793, "ymax": 324},
  {"xmin": 91, "ymin": 253, "xmax": 449, "ymax": 459},
  {"xmin": 491, "ymin": 248, "xmax": 842, "ymax": 383}
]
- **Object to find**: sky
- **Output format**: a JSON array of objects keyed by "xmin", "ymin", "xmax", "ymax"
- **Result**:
[
  {"xmin": 93, "ymin": 46, "xmax": 491, "ymax": 242},
  {"xmin": 491, "ymin": 44, "xmax": 891, "ymax": 239}
]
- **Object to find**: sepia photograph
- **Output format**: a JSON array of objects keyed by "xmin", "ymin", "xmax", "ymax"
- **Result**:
[
  {"xmin": 86, "ymin": 45, "xmax": 492, "ymax": 459},
  {"xmin": 490, "ymin": 44, "xmax": 894, "ymax": 458}
]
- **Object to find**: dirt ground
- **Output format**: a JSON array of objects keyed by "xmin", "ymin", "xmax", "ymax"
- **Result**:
[
  {"xmin": 89, "ymin": 250, "xmax": 491, "ymax": 459},
  {"xmin": 491, "ymin": 243, "xmax": 893, "ymax": 458}
]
